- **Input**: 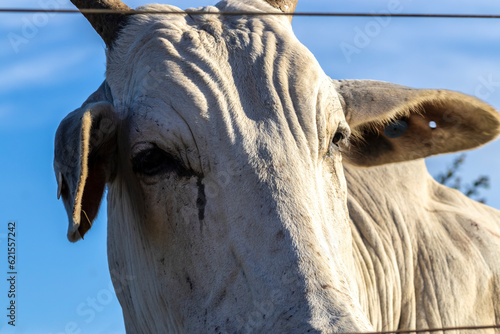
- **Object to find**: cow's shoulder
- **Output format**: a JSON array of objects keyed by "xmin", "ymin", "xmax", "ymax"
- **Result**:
[{"xmin": 345, "ymin": 161, "xmax": 500, "ymax": 330}]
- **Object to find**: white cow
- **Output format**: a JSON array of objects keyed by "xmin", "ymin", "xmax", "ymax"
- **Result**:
[{"xmin": 54, "ymin": 0, "xmax": 500, "ymax": 332}]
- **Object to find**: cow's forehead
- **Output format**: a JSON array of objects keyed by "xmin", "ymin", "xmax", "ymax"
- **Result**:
[
  {"xmin": 106, "ymin": 1, "xmax": 343, "ymax": 163},
  {"xmin": 107, "ymin": 1, "xmax": 335, "ymax": 106}
]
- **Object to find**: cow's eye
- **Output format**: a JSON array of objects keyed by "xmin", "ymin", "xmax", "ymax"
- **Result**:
[
  {"xmin": 332, "ymin": 132, "xmax": 345, "ymax": 146},
  {"xmin": 132, "ymin": 145, "xmax": 190, "ymax": 177},
  {"xmin": 332, "ymin": 129, "xmax": 350, "ymax": 150},
  {"xmin": 329, "ymin": 123, "xmax": 351, "ymax": 155}
]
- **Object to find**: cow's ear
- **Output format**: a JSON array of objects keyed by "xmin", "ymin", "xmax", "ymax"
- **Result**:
[
  {"xmin": 335, "ymin": 80, "xmax": 500, "ymax": 167},
  {"xmin": 54, "ymin": 84, "xmax": 118, "ymax": 242}
]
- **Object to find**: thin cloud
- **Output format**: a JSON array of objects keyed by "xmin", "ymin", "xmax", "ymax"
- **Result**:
[{"xmin": 0, "ymin": 47, "xmax": 97, "ymax": 94}]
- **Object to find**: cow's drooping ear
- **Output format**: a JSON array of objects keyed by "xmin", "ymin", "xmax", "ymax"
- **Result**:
[
  {"xmin": 334, "ymin": 80, "xmax": 500, "ymax": 167},
  {"xmin": 54, "ymin": 82, "xmax": 118, "ymax": 242}
]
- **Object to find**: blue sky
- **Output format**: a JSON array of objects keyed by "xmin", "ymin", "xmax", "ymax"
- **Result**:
[{"xmin": 1, "ymin": 0, "xmax": 500, "ymax": 333}]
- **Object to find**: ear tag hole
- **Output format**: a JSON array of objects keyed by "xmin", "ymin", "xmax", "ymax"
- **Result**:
[
  {"xmin": 384, "ymin": 120, "xmax": 408, "ymax": 138},
  {"xmin": 429, "ymin": 121, "xmax": 437, "ymax": 129}
]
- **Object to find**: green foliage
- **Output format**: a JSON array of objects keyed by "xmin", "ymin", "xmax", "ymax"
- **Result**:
[{"xmin": 435, "ymin": 153, "xmax": 490, "ymax": 204}]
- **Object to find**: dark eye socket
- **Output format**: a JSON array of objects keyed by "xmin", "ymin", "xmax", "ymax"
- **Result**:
[
  {"xmin": 332, "ymin": 132, "xmax": 345, "ymax": 146},
  {"xmin": 132, "ymin": 145, "xmax": 191, "ymax": 177}
]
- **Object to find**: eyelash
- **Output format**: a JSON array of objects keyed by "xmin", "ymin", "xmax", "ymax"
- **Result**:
[{"xmin": 131, "ymin": 144, "xmax": 192, "ymax": 178}]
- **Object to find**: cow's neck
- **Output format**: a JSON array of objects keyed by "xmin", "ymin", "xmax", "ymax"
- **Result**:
[{"xmin": 344, "ymin": 160, "xmax": 430, "ymax": 331}]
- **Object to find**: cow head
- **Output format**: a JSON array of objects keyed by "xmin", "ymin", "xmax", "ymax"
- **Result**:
[{"xmin": 54, "ymin": 0, "xmax": 500, "ymax": 332}]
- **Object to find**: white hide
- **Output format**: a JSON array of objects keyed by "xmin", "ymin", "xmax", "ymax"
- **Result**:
[
  {"xmin": 346, "ymin": 161, "xmax": 500, "ymax": 332},
  {"xmin": 53, "ymin": 0, "xmax": 500, "ymax": 333},
  {"xmin": 105, "ymin": 1, "xmax": 371, "ymax": 333}
]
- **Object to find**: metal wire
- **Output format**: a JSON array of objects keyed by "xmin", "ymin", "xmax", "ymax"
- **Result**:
[
  {"xmin": 2, "ymin": 5, "xmax": 499, "ymax": 334},
  {"xmin": 343, "ymin": 324, "xmax": 500, "ymax": 334},
  {"xmin": 1, "ymin": 8, "xmax": 500, "ymax": 19}
]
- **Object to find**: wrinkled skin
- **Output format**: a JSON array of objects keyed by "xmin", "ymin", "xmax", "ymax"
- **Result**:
[
  {"xmin": 54, "ymin": 0, "xmax": 500, "ymax": 333},
  {"xmin": 346, "ymin": 161, "xmax": 500, "ymax": 332},
  {"xmin": 106, "ymin": 4, "xmax": 365, "ymax": 332}
]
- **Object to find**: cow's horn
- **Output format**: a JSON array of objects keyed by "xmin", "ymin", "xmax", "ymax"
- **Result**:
[
  {"xmin": 71, "ymin": 0, "xmax": 131, "ymax": 47},
  {"xmin": 264, "ymin": 0, "xmax": 298, "ymax": 14}
]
